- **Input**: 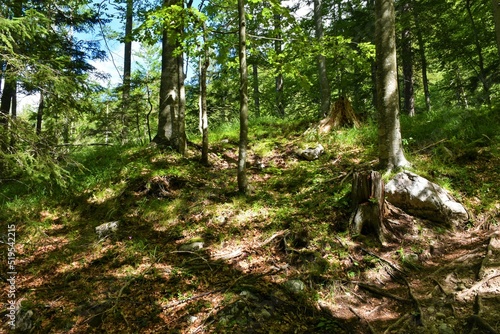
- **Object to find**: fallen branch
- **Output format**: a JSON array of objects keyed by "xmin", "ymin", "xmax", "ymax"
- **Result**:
[{"xmin": 412, "ymin": 138, "xmax": 447, "ymax": 154}]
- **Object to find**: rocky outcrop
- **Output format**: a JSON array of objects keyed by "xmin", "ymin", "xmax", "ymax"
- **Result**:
[{"xmin": 386, "ymin": 171, "xmax": 469, "ymax": 228}]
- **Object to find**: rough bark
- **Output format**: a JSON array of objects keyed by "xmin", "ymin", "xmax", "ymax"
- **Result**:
[
  {"xmin": 274, "ymin": 12, "xmax": 284, "ymax": 118},
  {"xmin": 350, "ymin": 171, "xmax": 388, "ymax": 245},
  {"xmin": 199, "ymin": 23, "xmax": 209, "ymax": 165},
  {"xmin": 466, "ymin": 0, "xmax": 490, "ymax": 105},
  {"xmin": 237, "ymin": 0, "xmax": 249, "ymax": 194},
  {"xmin": 36, "ymin": 93, "xmax": 44, "ymax": 135},
  {"xmin": 493, "ymin": 0, "xmax": 500, "ymax": 58},
  {"xmin": 375, "ymin": 0, "xmax": 409, "ymax": 171},
  {"xmin": 154, "ymin": 0, "xmax": 179, "ymax": 149},
  {"xmin": 413, "ymin": 7, "xmax": 431, "ymax": 111},
  {"xmin": 252, "ymin": 63, "xmax": 260, "ymax": 118},
  {"xmin": 122, "ymin": 0, "xmax": 133, "ymax": 143},
  {"xmin": 401, "ymin": 1, "xmax": 415, "ymax": 117},
  {"xmin": 314, "ymin": 0, "xmax": 330, "ymax": 119},
  {"xmin": 177, "ymin": 51, "xmax": 187, "ymax": 156}
]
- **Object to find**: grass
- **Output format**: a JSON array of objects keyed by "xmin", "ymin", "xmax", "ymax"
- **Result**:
[{"xmin": 0, "ymin": 106, "xmax": 499, "ymax": 332}]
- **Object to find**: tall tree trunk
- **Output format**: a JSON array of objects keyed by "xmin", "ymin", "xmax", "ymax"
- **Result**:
[
  {"xmin": 413, "ymin": 7, "xmax": 431, "ymax": 111},
  {"xmin": 313, "ymin": 0, "xmax": 331, "ymax": 118},
  {"xmin": 493, "ymin": 0, "xmax": 500, "ymax": 58},
  {"xmin": 401, "ymin": 1, "xmax": 415, "ymax": 117},
  {"xmin": 154, "ymin": 0, "xmax": 179, "ymax": 148},
  {"xmin": 375, "ymin": 0, "xmax": 409, "ymax": 171},
  {"xmin": 177, "ymin": 52, "xmax": 186, "ymax": 156},
  {"xmin": 274, "ymin": 12, "xmax": 284, "ymax": 118},
  {"xmin": 0, "ymin": 77, "xmax": 15, "ymax": 127},
  {"xmin": 252, "ymin": 63, "xmax": 260, "ymax": 118},
  {"xmin": 36, "ymin": 93, "xmax": 44, "ymax": 135},
  {"xmin": 237, "ymin": 0, "xmax": 249, "ymax": 194},
  {"xmin": 466, "ymin": 0, "xmax": 490, "ymax": 105},
  {"xmin": 199, "ymin": 23, "xmax": 209, "ymax": 165},
  {"xmin": 122, "ymin": 0, "xmax": 133, "ymax": 143}
]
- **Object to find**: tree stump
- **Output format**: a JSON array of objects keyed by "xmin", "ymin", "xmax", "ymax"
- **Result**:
[{"xmin": 350, "ymin": 171, "xmax": 388, "ymax": 245}]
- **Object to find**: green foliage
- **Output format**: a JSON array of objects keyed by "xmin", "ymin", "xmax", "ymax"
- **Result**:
[{"xmin": 0, "ymin": 117, "xmax": 82, "ymax": 192}]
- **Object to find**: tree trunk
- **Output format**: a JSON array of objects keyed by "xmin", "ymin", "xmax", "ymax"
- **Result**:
[
  {"xmin": 177, "ymin": 51, "xmax": 187, "ymax": 156},
  {"xmin": 252, "ymin": 63, "xmax": 260, "ymax": 118},
  {"xmin": 350, "ymin": 171, "xmax": 388, "ymax": 245},
  {"xmin": 313, "ymin": 0, "xmax": 331, "ymax": 118},
  {"xmin": 0, "ymin": 78, "xmax": 14, "ymax": 127},
  {"xmin": 466, "ymin": 0, "xmax": 490, "ymax": 105},
  {"xmin": 199, "ymin": 23, "xmax": 209, "ymax": 165},
  {"xmin": 154, "ymin": 0, "xmax": 179, "ymax": 148},
  {"xmin": 493, "ymin": 0, "xmax": 500, "ymax": 58},
  {"xmin": 237, "ymin": 0, "xmax": 249, "ymax": 194},
  {"xmin": 375, "ymin": 0, "xmax": 409, "ymax": 171},
  {"xmin": 401, "ymin": 1, "xmax": 415, "ymax": 117},
  {"xmin": 413, "ymin": 7, "xmax": 431, "ymax": 111},
  {"xmin": 274, "ymin": 11, "xmax": 284, "ymax": 118},
  {"xmin": 122, "ymin": 0, "xmax": 133, "ymax": 143},
  {"xmin": 36, "ymin": 93, "xmax": 44, "ymax": 135}
]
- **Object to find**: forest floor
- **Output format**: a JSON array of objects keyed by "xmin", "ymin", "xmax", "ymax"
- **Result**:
[{"xmin": 1, "ymin": 114, "xmax": 500, "ymax": 333}]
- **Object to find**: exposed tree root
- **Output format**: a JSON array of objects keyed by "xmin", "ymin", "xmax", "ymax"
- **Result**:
[{"xmin": 357, "ymin": 282, "xmax": 411, "ymax": 302}]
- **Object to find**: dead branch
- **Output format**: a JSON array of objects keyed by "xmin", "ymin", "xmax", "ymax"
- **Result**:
[
  {"xmin": 412, "ymin": 138, "xmax": 447, "ymax": 154},
  {"xmin": 357, "ymin": 282, "xmax": 411, "ymax": 302},
  {"xmin": 456, "ymin": 273, "xmax": 500, "ymax": 301}
]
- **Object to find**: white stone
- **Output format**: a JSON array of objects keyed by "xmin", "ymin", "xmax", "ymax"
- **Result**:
[{"xmin": 386, "ymin": 172, "xmax": 468, "ymax": 227}]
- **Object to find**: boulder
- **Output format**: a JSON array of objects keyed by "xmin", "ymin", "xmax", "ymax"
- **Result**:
[
  {"xmin": 95, "ymin": 221, "xmax": 119, "ymax": 238},
  {"xmin": 386, "ymin": 171, "xmax": 468, "ymax": 228},
  {"xmin": 296, "ymin": 144, "xmax": 324, "ymax": 161}
]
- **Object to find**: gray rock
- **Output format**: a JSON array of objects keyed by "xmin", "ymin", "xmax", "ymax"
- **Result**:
[
  {"xmin": 284, "ymin": 279, "xmax": 306, "ymax": 294},
  {"xmin": 95, "ymin": 221, "xmax": 119, "ymax": 237},
  {"xmin": 386, "ymin": 172, "xmax": 468, "ymax": 228},
  {"xmin": 179, "ymin": 241, "xmax": 204, "ymax": 252},
  {"xmin": 297, "ymin": 144, "xmax": 324, "ymax": 161}
]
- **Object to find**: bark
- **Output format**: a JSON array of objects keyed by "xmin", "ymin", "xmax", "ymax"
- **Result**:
[
  {"xmin": 313, "ymin": 0, "xmax": 330, "ymax": 118},
  {"xmin": 350, "ymin": 171, "xmax": 388, "ymax": 245},
  {"xmin": 177, "ymin": 51, "xmax": 187, "ymax": 156},
  {"xmin": 154, "ymin": 0, "xmax": 179, "ymax": 149},
  {"xmin": 413, "ymin": 7, "xmax": 431, "ymax": 111},
  {"xmin": 274, "ymin": 12, "xmax": 284, "ymax": 118},
  {"xmin": 493, "ymin": 0, "xmax": 500, "ymax": 58},
  {"xmin": 122, "ymin": 0, "xmax": 133, "ymax": 143},
  {"xmin": 401, "ymin": 1, "xmax": 415, "ymax": 117},
  {"xmin": 199, "ymin": 23, "xmax": 209, "ymax": 165},
  {"xmin": 375, "ymin": 0, "xmax": 409, "ymax": 171},
  {"xmin": 36, "ymin": 93, "xmax": 44, "ymax": 135},
  {"xmin": 466, "ymin": 0, "xmax": 490, "ymax": 105},
  {"xmin": 0, "ymin": 78, "xmax": 15, "ymax": 127},
  {"xmin": 252, "ymin": 63, "xmax": 260, "ymax": 118},
  {"xmin": 237, "ymin": 0, "xmax": 249, "ymax": 194}
]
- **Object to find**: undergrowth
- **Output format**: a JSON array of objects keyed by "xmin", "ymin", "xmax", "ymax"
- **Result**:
[{"xmin": 0, "ymin": 107, "xmax": 498, "ymax": 332}]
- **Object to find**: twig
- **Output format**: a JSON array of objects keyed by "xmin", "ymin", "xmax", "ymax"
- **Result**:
[
  {"xmin": 170, "ymin": 250, "xmax": 212, "ymax": 270},
  {"xmin": 412, "ymin": 138, "xmax": 447, "ymax": 153}
]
